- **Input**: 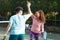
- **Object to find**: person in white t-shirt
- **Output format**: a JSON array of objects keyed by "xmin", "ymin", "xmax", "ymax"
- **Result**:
[{"xmin": 2, "ymin": 1, "xmax": 32, "ymax": 40}]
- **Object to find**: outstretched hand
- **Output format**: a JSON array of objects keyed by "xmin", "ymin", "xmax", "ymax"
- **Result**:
[{"xmin": 27, "ymin": 1, "xmax": 31, "ymax": 7}]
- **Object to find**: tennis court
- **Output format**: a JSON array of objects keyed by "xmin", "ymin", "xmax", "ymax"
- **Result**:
[
  {"xmin": 0, "ymin": 27, "xmax": 60, "ymax": 40},
  {"xmin": 0, "ymin": 22, "xmax": 60, "ymax": 40},
  {"xmin": 0, "ymin": 0, "xmax": 60, "ymax": 40},
  {"xmin": 0, "ymin": 33, "xmax": 60, "ymax": 40}
]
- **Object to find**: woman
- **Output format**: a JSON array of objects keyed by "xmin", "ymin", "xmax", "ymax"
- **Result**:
[{"xmin": 27, "ymin": 1, "xmax": 46, "ymax": 40}]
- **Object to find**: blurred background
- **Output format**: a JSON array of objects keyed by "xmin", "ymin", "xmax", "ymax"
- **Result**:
[{"xmin": 0, "ymin": 0, "xmax": 60, "ymax": 40}]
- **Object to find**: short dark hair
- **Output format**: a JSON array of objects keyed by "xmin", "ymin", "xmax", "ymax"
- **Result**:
[{"xmin": 15, "ymin": 6, "xmax": 23, "ymax": 13}]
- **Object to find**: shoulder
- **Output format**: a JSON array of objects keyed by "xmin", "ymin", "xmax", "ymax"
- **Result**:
[
  {"xmin": 41, "ymin": 22, "xmax": 44, "ymax": 26},
  {"xmin": 40, "ymin": 22, "xmax": 44, "ymax": 25},
  {"xmin": 10, "ymin": 15, "xmax": 17, "ymax": 19}
]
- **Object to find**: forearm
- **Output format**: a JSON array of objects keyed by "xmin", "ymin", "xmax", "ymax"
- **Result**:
[
  {"xmin": 42, "ymin": 24, "xmax": 44, "ymax": 32},
  {"xmin": 5, "ymin": 23, "xmax": 12, "ymax": 35},
  {"xmin": 42, "ymin": 28, "xmax": 44, "ymax": 32},
  {"xmin": 27, "ymin": 6, "xmax": 32, "ymax": 14}
]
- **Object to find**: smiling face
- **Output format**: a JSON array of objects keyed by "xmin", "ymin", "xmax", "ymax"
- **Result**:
[
  {"xmin": 35, "ymin": 11, "xmax": 40, "ymax": 18},
  {"xmin": 35, "ymin": 10, "xmax": 46, "ymax": 23},
  {"xmin": 19, "ymin": 10, "xmax": 23, "ymax": 15}
]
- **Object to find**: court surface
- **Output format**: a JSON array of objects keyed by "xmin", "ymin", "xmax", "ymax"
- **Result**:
[
  {"xmin": 0, "ymin": 25, "xmax": 60, "ymax": 40},
  {"xmin": 0, "ymin": 31, "xmax": 60, "ymax": 40}
]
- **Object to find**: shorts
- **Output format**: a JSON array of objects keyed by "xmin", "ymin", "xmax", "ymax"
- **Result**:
[{"xmin": 9, "ymin": 34, "xmax": 24, "ymax": 40}]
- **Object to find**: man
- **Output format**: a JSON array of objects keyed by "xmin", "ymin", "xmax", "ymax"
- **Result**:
[{"xmin": 2, "ymin": 1, "xmax": 32, "ymax": 40}]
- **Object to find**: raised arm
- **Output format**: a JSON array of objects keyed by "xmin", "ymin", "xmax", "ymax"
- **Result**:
[
  {"xmin": 23, "ymin": 1, "xmax": 33, "ymax": 21},
  {"xmin": 27, "ymin": 1, "xmax": 32, "ymax": 15}
]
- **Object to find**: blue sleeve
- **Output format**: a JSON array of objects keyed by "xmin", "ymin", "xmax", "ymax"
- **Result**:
[{"xmin": 9, "ymin": 16, "xmax": 14, "ymax": 24}]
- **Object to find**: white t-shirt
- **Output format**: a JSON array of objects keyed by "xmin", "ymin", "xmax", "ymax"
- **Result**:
[{"xmin": 9, "ymin": 14, "xmax": 31, "ymax": 35}]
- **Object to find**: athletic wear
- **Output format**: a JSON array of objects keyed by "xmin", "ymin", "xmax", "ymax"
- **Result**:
[
  {"xmin": 9, "ymin": 34, "xmax": 24, "ymax": 40},
  {"xmin": 9, "ymin": 14, "xmax": 31, "ymax": 40},
  {"xmin": 9, "ymin": 14, "xmax": 31, "ymax": 34},
  {"xmin": 30, "ymin": 15, "xmax": 44, "ymax": 40},
  {"xmin": 31, "ymin": 15, "xmax": 44, "ymax": 33},
  {"xmin": 30, "ymin": 31, "xmax": 40, "ymax": 40}
]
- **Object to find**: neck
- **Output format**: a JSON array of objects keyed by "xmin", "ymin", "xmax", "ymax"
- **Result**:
[
  {"xmin": 36, "ymin": 17, "xmax": 40, "ymax": 21},
  {"xmin": 17, "ymin": 12, "xmax": 22, "ymax": 15},
  {"xmin": 36, "ymin": 17, "xmax": 39, "ymax": 19}
]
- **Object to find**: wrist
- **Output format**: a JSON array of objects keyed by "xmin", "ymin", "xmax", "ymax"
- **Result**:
[
  {"xmin": 4, "ymin": 34, "xmax": 7, "ymax": 36},
  {"xmin": 27, "ymin": 6, "xmax": 30, "ymax": 7}
]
